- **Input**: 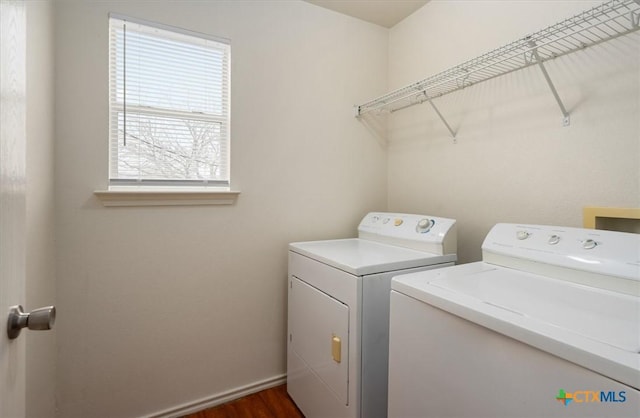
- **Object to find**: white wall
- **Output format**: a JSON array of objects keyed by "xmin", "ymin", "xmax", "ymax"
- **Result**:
[
  {"xmin": 54, "ymin": 1, "xmax": 387, "ymax": 416},
  {"xmin": 25, "ymin": 1, "xmax": 56, "ymax": 417},
  {"xmin": 50, "ymin": 1, "xmax": 639, "ymax": 415},
  {"xmin": 387, "ymin": 0, "xmax": 640, "ymax": 263}
]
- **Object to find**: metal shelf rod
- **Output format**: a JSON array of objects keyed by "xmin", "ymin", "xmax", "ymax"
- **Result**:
[
  {"xmin": 425, "ymin": 93, "xmax": 457, "ymax": 139},
  {"xmin": 529, "ymin": 41, "xmax": 570, "ymax": 126},
  {"xmin": 373, "ymin": 5, "xmax": 635, "ymax": 110},
  {"xmin": 355, "ymin": 0, "xmax": 640, "ymax": 135}
]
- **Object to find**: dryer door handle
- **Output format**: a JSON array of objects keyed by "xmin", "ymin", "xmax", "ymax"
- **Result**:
[{"xmin": 331, "ymin": 335, "xmax": 342, "ymax": 363}]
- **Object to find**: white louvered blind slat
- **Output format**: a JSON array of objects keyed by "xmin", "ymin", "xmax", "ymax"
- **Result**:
[{"xmin": 108, "ymin": 16, "xmax": 230, "ymax": 187}]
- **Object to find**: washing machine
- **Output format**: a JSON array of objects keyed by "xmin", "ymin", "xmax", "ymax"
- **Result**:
[
  {"xmin": 388, "ymin": 223, "xmax": 639, "ymax": 418},
  {"xmin": 287, "ymin": 212, "xmax": 457, "ymax": 418}
]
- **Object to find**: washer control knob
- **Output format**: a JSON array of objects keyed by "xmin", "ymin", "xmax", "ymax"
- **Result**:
[
  {"xmin": 371, "ymin": 215, "xmax": 380, "ymax": 223},
  {"xmin": 382, "ymin": 218, "xmax": 390, "ymax": 224},
  {"xmin": 416, "ymin": 218, "xmax": 433, "ymax": 234},
  {"xmin": 394, "ymin": 218, "xmax": 403, "ymax": 226},
  {"xmin": 516, "ymin": 230, "xmax": 530, "ymax": 240},
  {"xmin": 548, "ymin": 234, "xmax": 560, "ymax": 245},
  {"xmin": 582, "ymin": 239, "xmax": 597, "ymax": 250}
]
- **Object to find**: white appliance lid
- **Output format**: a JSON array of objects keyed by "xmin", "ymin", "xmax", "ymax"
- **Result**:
[
  {"xmin": 289, "ymin": 238, "xmax": 455, "ymax": 276},
  {"xmin": 392, "ymin": 262, "xmax": 640, "ymax": 390}
]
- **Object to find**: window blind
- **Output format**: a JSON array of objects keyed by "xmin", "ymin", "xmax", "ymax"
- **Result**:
[{"xmin": 108, "ymin": 16, "xmax": 230, "ymax": 187}]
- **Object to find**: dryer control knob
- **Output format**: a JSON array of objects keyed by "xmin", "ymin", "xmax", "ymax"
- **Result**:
[
  {"xmin": 516, "ymin": 231, "xmax": 530, "ymax": 240},
  {"xmin": 582, "ymin": 239, "xmax": 597, "ymax": 250},
  {"xmin": 416, "ymin": 218, "xmax": 433, "ymax": 234},
  {"xmin": 548, "ymin": 235, "xmax": 560, "ymax": 245}
]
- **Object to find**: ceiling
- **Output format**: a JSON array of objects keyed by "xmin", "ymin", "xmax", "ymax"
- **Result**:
[{"xmin": 304, "ymin": 0, "xmax": 430, "ymax": 28}]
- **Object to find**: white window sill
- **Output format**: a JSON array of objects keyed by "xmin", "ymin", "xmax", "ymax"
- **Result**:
[{"xmin": 94, "ymin": 189, "xmax": 240, "ymax": 207}]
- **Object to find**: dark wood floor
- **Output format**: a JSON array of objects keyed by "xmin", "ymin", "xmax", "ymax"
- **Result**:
[{"xmin": 182, "ymin": 384, "xmax": 304, "ymax": 418}]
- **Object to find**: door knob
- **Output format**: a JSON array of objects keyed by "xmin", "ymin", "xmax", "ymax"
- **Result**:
[{"xmin": 7, "ymin": 305, "xmax": 56, "ymax": 339}]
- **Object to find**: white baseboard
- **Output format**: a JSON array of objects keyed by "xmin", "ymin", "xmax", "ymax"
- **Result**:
[{"xmin": 145, "ymin": 374, "xmax": 287, "ymax": 418}]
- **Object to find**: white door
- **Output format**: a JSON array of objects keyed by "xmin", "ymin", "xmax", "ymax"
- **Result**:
[
  {"xmin": 0, "ymin": 0, "xmax": 27, "ymax": 416},
  {"xmin": 289, "ymin": 277, "xmax": 349, "ymax": 405}
]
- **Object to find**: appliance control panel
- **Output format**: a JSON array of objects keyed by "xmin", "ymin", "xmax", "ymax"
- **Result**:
[
  {"xmin": 358, "ymin": 212, "xmax": 457, "ymax": 255},
  {"xmin": 483, "ymin": 223, "xmax": 640, "ymax": 283}
]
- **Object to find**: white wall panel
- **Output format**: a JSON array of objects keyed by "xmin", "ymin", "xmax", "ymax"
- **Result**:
[
  {"xmin": 387, "ymin": 0, "xmax": 640, "ymax": 263},
  {"xmin": 53, "ymin": 1, "xmax": 388, "ymax": 416},
  {"xmin": 25, "ymin": 1, "xmax": 56, "ymax": 417}
]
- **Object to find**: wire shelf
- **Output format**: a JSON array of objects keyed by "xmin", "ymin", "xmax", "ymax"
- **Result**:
[{"xmin": 356, "ymin": 0, "xmax": 640, "ymax": 118}]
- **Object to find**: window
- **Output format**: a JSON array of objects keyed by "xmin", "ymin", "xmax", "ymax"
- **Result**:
[{"xmin": 108, "ymin": 15, "xmax": 230, "ymax": 188}]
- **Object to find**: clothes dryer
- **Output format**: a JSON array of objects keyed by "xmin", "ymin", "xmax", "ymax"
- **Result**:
[
  {"xmin": 389, "ymin": 223, "xmax": 639, "ymax": 418},
  {"xmin": 287, "ymin": 212, "xmax": 457, "ymax": 418}
]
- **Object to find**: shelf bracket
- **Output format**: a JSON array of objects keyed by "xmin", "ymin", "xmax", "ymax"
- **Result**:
[
  {"xmin": 528, "ymin": 40, "xmax": 570, "ymax": 127},
  {"xmin": 421, "ymin": 92, "xmax": 457, "ymax": 141}
]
